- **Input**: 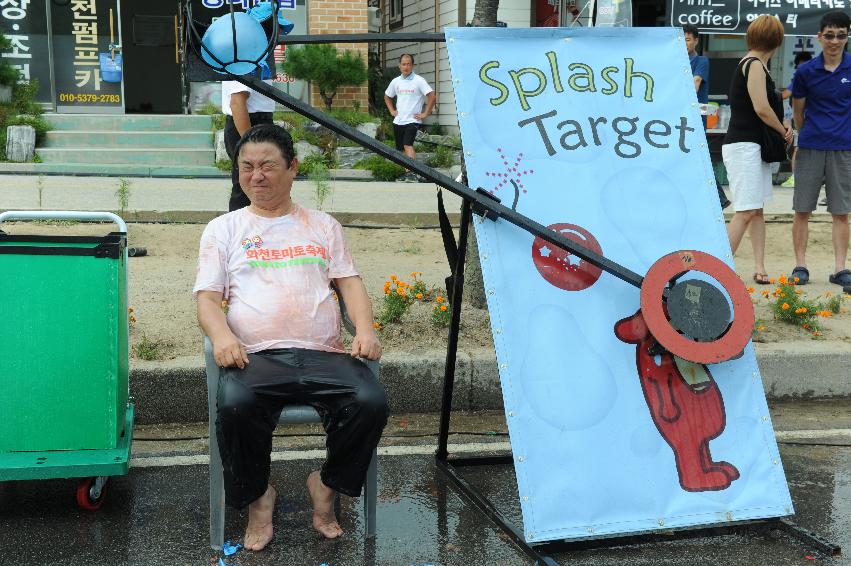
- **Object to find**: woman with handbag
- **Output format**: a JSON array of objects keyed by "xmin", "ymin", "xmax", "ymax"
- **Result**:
[{"xmin": 722, "ymin": 15, "xmax": 793, "ymax": 285}]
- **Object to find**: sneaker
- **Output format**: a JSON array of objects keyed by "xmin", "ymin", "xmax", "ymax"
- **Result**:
[{"xmin": 781, "ymin": 175, "xmax": 795, "ymax": 188}]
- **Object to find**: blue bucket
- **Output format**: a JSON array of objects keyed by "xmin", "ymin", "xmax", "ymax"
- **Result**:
[{"xmin": 99, "ymin": 52, "xmax": 123, "ymax": 84}]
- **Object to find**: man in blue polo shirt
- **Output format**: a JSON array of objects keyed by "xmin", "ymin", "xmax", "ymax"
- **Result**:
[
  {"xmin": 683, "ymin": 24, "xmax": 730, "ymax": 209},
  {"xmin": 790, "ymin": 11, "xmax": 851, "ymax": 290}
]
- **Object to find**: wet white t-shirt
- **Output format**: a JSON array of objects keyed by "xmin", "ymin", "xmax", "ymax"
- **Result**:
[
  {"xmin": 193, "ymin": 205, "xmax": 358, "ymax": 353},
  {"xmin": 384, "ymin": 73, "xmax": 433, "ymax": 125}
]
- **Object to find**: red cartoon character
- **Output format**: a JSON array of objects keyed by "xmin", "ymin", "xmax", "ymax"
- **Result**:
[{"xmin": 614, "ymin": 309, "xmax": 740, "ymax": 492}]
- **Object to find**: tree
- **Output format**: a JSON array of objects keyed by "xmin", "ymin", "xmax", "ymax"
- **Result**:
[
  {"xmin": 470, "ymin": 0, "xmax": 500, "ymax": 27},
  {"xmin": 461, "ymin": 0, "xmax": 500, "ymax": 309},
  {"xmin": 282, "ymin": 44, "xmax": 367, "ymax": 110}
]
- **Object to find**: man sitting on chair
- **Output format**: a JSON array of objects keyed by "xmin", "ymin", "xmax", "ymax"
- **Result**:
[{"xmin": 194, "ymin": 124, "xmax": 387, "ymax": 550}]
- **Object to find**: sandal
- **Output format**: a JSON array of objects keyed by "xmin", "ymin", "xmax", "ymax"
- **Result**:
[
  {"xmin": 790, "ymin": 266, "xmax": 809, "ymax": 285},
  {"xmin": 829, "ymin": 269, "xmax": 851, "ymax": 288},
  {"xmin": 753, "ymin": 272, "xmax": 771, "ymax": 285}
]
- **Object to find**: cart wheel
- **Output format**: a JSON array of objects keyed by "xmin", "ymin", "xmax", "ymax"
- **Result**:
[{"xmin": 76, "ymin": 476, "xmax": 108, "ymax": 510}]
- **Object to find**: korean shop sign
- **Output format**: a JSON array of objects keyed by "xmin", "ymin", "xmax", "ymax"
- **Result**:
[
  {"xmin": 0, "ymin": 0, "xmax": 51, "ymax": 103},
  {"xmin": 53, "ymin": 0, "xmax": 123, "ymax": 110},
  {"xmin": 667, "ymin": 0, "xmax": 842, "ymax": 36}
]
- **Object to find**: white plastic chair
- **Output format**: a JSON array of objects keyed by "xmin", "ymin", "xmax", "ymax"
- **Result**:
[{"xmin": 204, "ymin": 293, "xmax": 378, "ymax": 550}]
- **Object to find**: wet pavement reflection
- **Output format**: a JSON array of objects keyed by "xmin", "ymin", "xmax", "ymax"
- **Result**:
[{"xmin": 0, "ymin": 445, "xmax": 847, "ymax": 565}]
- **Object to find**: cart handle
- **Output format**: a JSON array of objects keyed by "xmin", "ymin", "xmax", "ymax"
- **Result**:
[{"xmin": 0, "ymin": 211, "xmax": 128, "ymax": 233}]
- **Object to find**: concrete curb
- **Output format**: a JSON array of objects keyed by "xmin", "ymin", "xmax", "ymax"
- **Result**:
[{"xmin": 130, "ymin": 346, "xmax": 851, "ymax": 425}]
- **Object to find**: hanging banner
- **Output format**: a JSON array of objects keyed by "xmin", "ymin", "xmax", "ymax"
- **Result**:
[
  {"xmin": 52, "ymin": 0, "xmax": 123, "ymax": 112},
  {"xmin": 666, "ymin": 0, "xmax": 841, "ymax": 36},
  {"xmin": 446, "ymin": 27, "xmax": 793, "ymax": 544},
  {"xmin": 0, "ymin": 0, "xmax": 51, "ymax": 103}
]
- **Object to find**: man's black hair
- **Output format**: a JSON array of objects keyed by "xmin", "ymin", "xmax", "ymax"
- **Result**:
[
  {"xmin": 399, "ymin": 53, "xmax": 415, "ymax": 64},
  {"xmin": 793, "ymin": 51, "xmax": 813, "ymax": 66},
  {"xmin": 682, "ymin": 24, "xmax": 699, "ymax": 39},
  {"xmin": 234, "ymin": 123, "xmax": 296, "ymax": 166},
  {"xmin": 820, "ymin": 10, "xmax": 850, "ymax": 32}
]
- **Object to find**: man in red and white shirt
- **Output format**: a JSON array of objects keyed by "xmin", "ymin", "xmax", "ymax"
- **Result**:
[{"xmin": 194, "ymin": 124, "xmax": 386, "ymax": 550}]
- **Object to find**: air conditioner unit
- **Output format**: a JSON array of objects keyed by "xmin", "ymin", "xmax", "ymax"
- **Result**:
[{"xmin": 368, "ymin": 7, "xmax": 382, "ymax": 32}]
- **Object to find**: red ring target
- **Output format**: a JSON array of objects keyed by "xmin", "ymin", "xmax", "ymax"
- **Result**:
[{"xmin": 640, "ymin": 250, "xmax": 754, "ymax": 365}]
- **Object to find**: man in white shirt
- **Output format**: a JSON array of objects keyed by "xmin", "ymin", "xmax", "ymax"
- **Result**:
[
  {"xmin": 383, "ymin": 54, "xmax": 436, "ymax": 160},
  {"xmin": 222, "ymin": 79, "xmax": 276, "ymax": 211}
]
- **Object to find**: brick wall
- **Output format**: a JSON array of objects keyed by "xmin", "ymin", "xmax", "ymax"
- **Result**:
[{"xmin": 308, "ymin": 0, "xmax": 369, "ymax": 111}]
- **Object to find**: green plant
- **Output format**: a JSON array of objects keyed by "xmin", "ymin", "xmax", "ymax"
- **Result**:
[
  {"xmin": 431, "ymin": 295, "xmax": 451, "ymax": 327},
  {"xmin": 0, "ymin": 33, "xmax": 20, "ymax": 87},
  {"xmin": 133, "ymin": 334, "xmax": 171, "ymax": 361},
  {"xmin": 215, "ymin": 158, "xmax": 232, "ymax": 172},
  {"xmin": 328, "ymin": 108, "xmax": 377, "ymax": 128},
  {"xmin": 354, "ymin": 155, "xmax": 405, "ymax": 181},
  {"xmin": 377, "ymin": 275, "xmax": 414, "ymax": 325},
  {"xmin": 758, "ymin": 276, "xmax": 844, "ymax": 337},
  {"xmin": 298, "ymin": 152, "xmax": 331, "ymax": 176},
  {"xmin": 36, "ymin": 175, "xmax": 44, "ymax": 209},
  {"xmin": 426, "ymin": 145, "xmax": 454, "ymax": 168},
  {"xmin": 115, "ymin": 178, "xmax": 132, "ymax": 217},
  {"xmin": 196, "ymin": 103, "xmax": 225, "ymax": 130},
  {"xmin": 308, "ymin": 160, "xmax": 333, "ymax": 210},
  {"xmin": 11, "ymin": 79, "xmax": 42, "ymax": 115},
  {"xmin": 32, "ymin": 153, "xmax": 42, "ymax": 163},
  {"xmin": 282, "ymin": 44, "xmax": 367, "ymax": 110}
]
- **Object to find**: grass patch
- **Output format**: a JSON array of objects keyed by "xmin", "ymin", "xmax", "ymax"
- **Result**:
[
  {"xmin": 426, "ymin": 145, "xmax": 454, "ymax": 168},
  {"xmin": 216, "ymin": 159, "xmax": 232, "ymax": 172},
  {"xmin": 354, "ymin": 155, "xmax": 405, "ymax": 181},
  {"xmin": 133, "ymin": 334, "xmax": 172, "ymax": 361}
]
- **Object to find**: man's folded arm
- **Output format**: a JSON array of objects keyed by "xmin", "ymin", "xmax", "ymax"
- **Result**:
[
  {"xmin": 333, "ymin": 276, "xmax": 382, "ymax": 361},
  {"xmin": 197, "ymin": 289, "xmax": 249, "ymax": 369}
]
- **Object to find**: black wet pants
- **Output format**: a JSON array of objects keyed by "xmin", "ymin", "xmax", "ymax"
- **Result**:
[
  {"xmin": 216, "ymin": 348, "xmax": 388, "ymax": 509},
  {"xmin": 224, "ymin": 112, "xmax": 274, "ymax": 212}
]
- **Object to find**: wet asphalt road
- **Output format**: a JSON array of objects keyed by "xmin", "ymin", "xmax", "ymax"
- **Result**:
[{"xmin": 0, "ymin": 441, "xmax": 848, "ymax": 566}]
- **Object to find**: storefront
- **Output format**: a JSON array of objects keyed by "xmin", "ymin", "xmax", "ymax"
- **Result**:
[{"xmin": 0, "ymin": 0, "xmax": 307, "ymax": 115}]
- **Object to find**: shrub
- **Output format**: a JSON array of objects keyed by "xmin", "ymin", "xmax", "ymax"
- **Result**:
[
  {"xmin": 298, "ymin": 152, "xmax": 334, "ymax": 176},
  {"xmin": 354, "ymin": 155, "xmax": 405, "ymax": 181},
  {"xmin": 282, "ymin": 44, "xmax": 367, "ymax": 110},
  {"xmin": 426, "ymin": 145, "xmax": 454, "ymax": 168},
  {"xmin": 308, "ymin": 161, "xmax": 333, "ymax": 210}
]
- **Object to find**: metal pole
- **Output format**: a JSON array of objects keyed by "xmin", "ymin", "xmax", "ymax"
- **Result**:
[{"xmin": 436, "ymin": 199, "xmax": 472, "ymax": 462}]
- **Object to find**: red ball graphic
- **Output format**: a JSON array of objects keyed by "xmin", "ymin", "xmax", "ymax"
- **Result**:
[{"xmin": 531, "ymin": 223, "xmax": 603, "ymax": 291}]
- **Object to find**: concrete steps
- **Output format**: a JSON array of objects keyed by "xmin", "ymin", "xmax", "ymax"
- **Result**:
[
  {"xmin": 43, "ymin": 130, "xmax": 213, "ymax": 149},
  {"xmin": 35, "ymin": 114, "xmax": 222, "ymax": 177}
]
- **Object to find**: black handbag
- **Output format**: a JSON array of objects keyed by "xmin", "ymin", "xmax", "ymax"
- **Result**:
[
  {"xmin": 743, "ymin": 57, "xmax": 789, "ymax": 163},
  {"xmin": 760, "ymin": 124, "xmax": 788, "ymax": 163}
]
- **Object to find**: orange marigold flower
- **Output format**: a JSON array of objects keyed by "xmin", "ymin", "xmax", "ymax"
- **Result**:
[
  {"xmin": 794, "ymin": 277, "xmax": 800, "ymax": 283},
  {"xmin": 819, "ymin": 310, "xmax": 832, "ymax": 318},
  {"xmin": 795, "ymin": 307, "xmax": 806, "ymax": 314},
  {"xmin": 761, "ymin": 290, "xmax": 769, "ymax": 297},
  {"xmin": 756, "ymin": 325, "xmax": 765, "ymax": 331},
  {"xmin": 813, "ymin": 331, "xmax": 822, "ymax": 337},
  {"xmin": 747, "ymin": 286, "xmax": 755, "ymax": 294},
  {"xmin": 781, "ymin": 303, "xmax": 790, "ymax": 310},
  {"xmin": 778, "ymin": 275, "xmax": 787, "ymax": 284},
  {"xmin": 440, "ymin": 305, "xmax": 448, "ymax": 312},
  {"xmin": 396, "ymin": 288, "xmax": 405, "ymax": 296},
  {"xmin": 416, "ymin": 293, "xmax": 423, "ymax": 299},
  {"xmin": 411, "ymin": 271, "xmax": 417, "ymax": 278},
  {"xmin": 436, "ymin": 296, "xmax": 445, "ymax": 303},
  {"xmin": 803, "ymin": 324, "xmax": 810, "ymax": 329},
  {"xmin": 770, "ymin": 278, "xmax": 776, "ymax": 284},
  {"xmin": 129, "ymin": 315, "xmax": 137, "ymax": 323},
  {"xmin": 795, "ymin": 289, "xmax": 802, "ymax": 295},
  {"xmin": 373, "ymin": 322, "xmax": 381, "ymax": 329},
  {"xmin": 128, "ymin": 307, "xmax": 134, "ymax": 313},
  {"xmin": 391, "ymin": 275, "xmax": 397, "ymax": 281}
]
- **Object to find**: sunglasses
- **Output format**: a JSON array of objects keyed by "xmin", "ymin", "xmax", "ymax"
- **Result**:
[{"xmin": 821, "ymin": 33, "xmax": 848, "ymax": 41}]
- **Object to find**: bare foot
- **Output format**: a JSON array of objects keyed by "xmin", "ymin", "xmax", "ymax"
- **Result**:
[
  {"xmin": 244, "ymin": 484, "xmax": 276, "ymax": 551},
  {"xmin": 307, "ymin": 471, "xmax": 343, "ymax": 539}
]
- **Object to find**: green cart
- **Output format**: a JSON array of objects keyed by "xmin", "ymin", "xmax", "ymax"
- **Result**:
[{"xmin": 0, "ymin": 211, "xmax": 134, "ymax": 510}]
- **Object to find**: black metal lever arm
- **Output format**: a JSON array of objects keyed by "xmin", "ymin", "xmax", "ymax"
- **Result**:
[{"xmin": 234, "ymin": 74, "xmax": 644, "ymax": 290}]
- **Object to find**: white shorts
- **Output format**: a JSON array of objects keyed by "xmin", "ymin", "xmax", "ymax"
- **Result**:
[{"xmin": 722, "ymin": 142, "xmax": 773, "ymax": 212}]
